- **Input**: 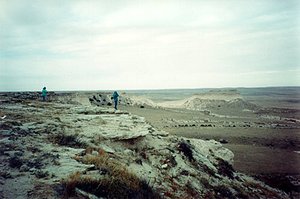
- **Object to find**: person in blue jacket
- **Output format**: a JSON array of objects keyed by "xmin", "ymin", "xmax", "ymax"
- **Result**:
[
  {"xmin": 112, "ymin": 91, "xmax": 119, "ymax": 110},
  {"xmin": 42, "ymin": 87, "xmax": 47, "ymax": 101}
]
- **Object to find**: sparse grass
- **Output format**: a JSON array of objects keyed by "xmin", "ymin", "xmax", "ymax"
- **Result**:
[
  {"xmin": 212, "ymin": 184, "xmax": 234, "ymax": 199},
  {"xmin": 200, "ymin": 177, "xmax": 212, "ymax": 189},
  {"xmin": 232, "ymin": 184, "xmax": 249, "ymax": 199},
  {"xmin": 203, "ymin": 183, "xmax": 247, "ymax": 199},
  {"xmin": 28, "ymin": 182, "xmax": 59, "ymax": 199},
  {"xmin": 82, "ymin": 153, "xmax": 141, "ymax": 190},
  {"xmin": 49, "ymin": 133, "xmax": 87, "ymax": 148},
  {"xmin": 243, "ymin": 181, "xmax": 279, "ymax": 198},
  {"xmin": 185, "ymin": 181, "xmax": 201, "ymax": 198},
  {"xmin": 215, "ymin": 158, "xmax": 235, "ymax": 179},
  {"xmin": 200, "ymin": 164, "xmax": 216, "ymax": 177},
  {"xmin": 63, "ymin": 152, "xmax": 161, "ymax": 199}
]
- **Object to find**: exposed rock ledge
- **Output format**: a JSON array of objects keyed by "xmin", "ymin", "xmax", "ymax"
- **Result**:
[{"xmin": 0, "ymin": 94, "xmax": 289, "ymax": 199}]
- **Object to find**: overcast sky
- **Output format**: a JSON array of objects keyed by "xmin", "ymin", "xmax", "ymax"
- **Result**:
[{"xmin": 0, "ymin": 0, "xmax": 299, "ymax": 91}]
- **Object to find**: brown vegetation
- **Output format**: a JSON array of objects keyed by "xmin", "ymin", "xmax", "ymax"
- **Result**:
[
  {"xmin": 48, "ymin": 133, "xmax": 87, "ymax": 148},
  {"xmin": 62, "ymin": 150, "xmax": 161, "ymax": 199}
]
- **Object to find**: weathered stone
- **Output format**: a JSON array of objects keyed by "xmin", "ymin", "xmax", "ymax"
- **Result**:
[
  {"xmin": 20, "ymin": 165, "xmax": 30, "ymax": 172},
  {"xmin": 75, "ymin": 188, "xmax": 101, "ymax": 199},
  {"xmin": 161, "ymin": 164, "xmax": 168, "ymax": 169},
  {"xmin": 219, "ymin": 139, "xmax": 228, "ymax": 144}
]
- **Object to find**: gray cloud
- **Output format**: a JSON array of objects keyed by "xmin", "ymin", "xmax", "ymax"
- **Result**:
[{"xmin": 0, "ymin": 0, "xmax": 299, "ymax": 91}]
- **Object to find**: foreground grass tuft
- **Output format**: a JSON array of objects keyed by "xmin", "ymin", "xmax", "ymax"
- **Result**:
[{"xmin": 62, "ymin": 152, "xmax": 161, "ymax": 199}]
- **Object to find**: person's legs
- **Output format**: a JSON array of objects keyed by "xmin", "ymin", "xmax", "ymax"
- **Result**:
[
  {"xmin": 114, "ymin": 100, "xmax": 118, "ymax": 110},
  {"xmin": 42, "ymin": 96, "xmax": 45, "ymax": 101}
]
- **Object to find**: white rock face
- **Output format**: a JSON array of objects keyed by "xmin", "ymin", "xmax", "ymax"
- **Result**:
[
  {"xmin": 63, "ymin": 106, "xmax": 152, "ymax": 140},
  {"xmin": 89, "ymin": 93, "xmax": 159, "ymax": 108},
  {"xmin": 190, "ymin": 139, "xmax": 235, "ymax": 164}
]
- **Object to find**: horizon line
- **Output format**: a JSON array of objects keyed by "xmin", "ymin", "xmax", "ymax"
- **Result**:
[{"xmin": 1, "ymin": 85, "xmax": 299, "ymax": 92}]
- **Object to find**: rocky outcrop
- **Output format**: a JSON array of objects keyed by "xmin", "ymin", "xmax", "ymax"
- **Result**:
[
  {"xmin": 181, "ymin": 97, "xmax": 259, "ymax": 111},
  {"xmin": 0, "ymin": 92, "xmax": 290, "ymax": 198},
  {"xmin": 65, "ymin": 106, "xmax": 153, "ymax": 140},
  {"xmin": 89, "ymin": 92, "xmax": 158, "ymax": 108}
]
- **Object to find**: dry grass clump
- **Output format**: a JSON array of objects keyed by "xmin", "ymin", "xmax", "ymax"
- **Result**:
[
  {"xmin": 49, "ymin": 133, "xmax": 87, "ymax": 148},
  {"xmin": 63, "ymin": 151, "xmax": 161, "ymax": 199},
  {"xmin": 82, "ymin": 153, "xmax": 141, "ymax": 190},
  {"xmin": 215, "ymin": 158, "xmax": 235, "ymax": 179}
]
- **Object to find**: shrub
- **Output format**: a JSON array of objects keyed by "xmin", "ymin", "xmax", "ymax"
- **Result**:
[
  {"xmin": 49, "ymin": 133, "xmax": 86, "ymax": 148},
  {"xmin": 63, "ymin": 151, "xmax": 161, "ymax": 198},
  {"xmin": 177, "ymin": 140, "xmax": 194, "ymax": 161},
  {"xmin": 215, "ymin": 158, "xmax": 235, "ymax": 179},
  {"xmin": 9, "ymin": 156, "xmax": 23, "ymax": 168}
]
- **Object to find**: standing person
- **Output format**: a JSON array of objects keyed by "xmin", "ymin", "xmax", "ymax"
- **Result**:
[
  {"xmin": 42, "ymin": 87, "xmax": 47, "ymax": 101},
  {"xmin": 112, "ymin": 91, "xmax": 119, "ymax": 110}
]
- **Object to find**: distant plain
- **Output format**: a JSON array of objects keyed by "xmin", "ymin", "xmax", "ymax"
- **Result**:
[{"xmin": 121, "ymin": 87, "xmax": 300, "ymax": 190}]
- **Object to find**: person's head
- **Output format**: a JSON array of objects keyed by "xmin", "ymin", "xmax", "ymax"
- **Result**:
[{"xmin": 43, "ymin": 87, "xmax": 46, "ymax": 90}]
